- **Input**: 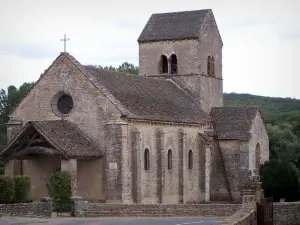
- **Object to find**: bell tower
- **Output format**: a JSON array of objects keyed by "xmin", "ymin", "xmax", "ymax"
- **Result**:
[{"xmin": 138, "ymin": 9, "xmax": 223, "ymax": 113}]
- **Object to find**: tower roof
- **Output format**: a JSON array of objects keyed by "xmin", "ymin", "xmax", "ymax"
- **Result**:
[{"xmin": 138, "ymin": 9, "xmax": 211, "ymax": 43}]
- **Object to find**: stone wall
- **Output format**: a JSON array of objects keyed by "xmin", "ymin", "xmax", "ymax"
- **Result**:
[
  {"xmin": 248, "ymin": 111, "xmax": 269, "ymax": 172},
  {"xmin": 274, "ymin": 202, "xmax": 300, "ymax": 225},
  {"xmin": 129, "ymin": 122, "xmax": 209, "ymax": 204},
  {"xmin": 139, "ymin": 40, "xmax": 201, "ymax": 76},
  {"xmin": 217, "ymin": 195, "xmax": 256, "ymax": 225},
  {"xmin": 83, "ymin": 203, "xmax": 241, "ymax": 217},
  {"xmin": 0, "ymin": 201, "xmax": 52, "ymax": 218}
]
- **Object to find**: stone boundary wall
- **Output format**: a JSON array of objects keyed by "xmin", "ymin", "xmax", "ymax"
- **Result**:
[
  {"xmin": 274, "ymin": 202, "xmax": 300, "ymax": 225},
  {"xmin": 0, "ymin": 198, "xmax": 52, "ymax": 218},
  {"xmin": 217, "ymin": 195, "xmax": 256, "ymax": 225},
  {"xmin": 82, "ymin": 203, "xmax": 241, "ymax": 217}
]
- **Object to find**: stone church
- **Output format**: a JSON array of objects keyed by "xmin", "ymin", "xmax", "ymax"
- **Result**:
[{"xmin": 1, "ymin": 9, "xmax": 269, "ymax": 204}]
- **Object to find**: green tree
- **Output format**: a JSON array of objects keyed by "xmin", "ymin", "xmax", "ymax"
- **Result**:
[
  {"xmin": 117, "ymin": 62, "xmax": 139, "ymax": 74},
  {"xmin": 260, "ymin": 159, "xmax": 300, "ymax": 202},
  {"xmin": 267, "ymin": 123, "xmax": 300, "ymax": 166},
  {"xmin": 0, "ymin": 82, "xmax": 34, "ymax": 151},
  {"xmin": 90, "ymin": 62, "xmax": 139, "ymax": 75}
]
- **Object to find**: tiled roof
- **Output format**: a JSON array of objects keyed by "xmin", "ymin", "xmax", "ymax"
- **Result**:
[
  {"xmin": 211, "ymin": 107, "xmax": 259, "ymax": 141},
  {"xmin": 138, "ymin": 9, "xmax": 210, "ymax": 42},
  {"xmin": 1, "ymin": 120, "xmax": 102, "ymax": 158},
  {"xmin": 83, "ymin": 65, "xmax": 210, "ymax": 124}
]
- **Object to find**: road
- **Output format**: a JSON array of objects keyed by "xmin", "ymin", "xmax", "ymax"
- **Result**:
[{"xmin": 0, "ymin": 216, "xmax": 225, "ymax": 225}]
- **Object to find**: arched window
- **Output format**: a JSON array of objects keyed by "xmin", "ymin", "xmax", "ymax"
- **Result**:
[
  {"xmin": 255, "ymin": 143, "xmax": 260, "ymax": 172},
  {"xmin": 144, "ymin": 148, "xmax": 150, "ymax": 170},
  {"xmin": 171, "ymin": 54, "xmax": 178, "ymax": 74},
  {"xmin": 207, "ymin": 55, "xmax": 215, "ymax": 76},
  {"xmin": 168, "ymin": 149, "xmax": 172, "ymax": 170},
  {"xmin": 160, "ymin": 55, "xmax": 168, "ymax": 74},
  {"xmin": 188, "ymin": 150, "xmax": 193, "ymax": 169}
]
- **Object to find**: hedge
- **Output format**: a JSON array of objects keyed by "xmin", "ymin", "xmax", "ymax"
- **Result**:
[
  {"xmin": 0, "ymin": 175, "xmax": 14, "ymax": 204},
  {"xmin": 48, "ymin": 171, "xmax": 72, "ymax": 211},
  {"xmin": 13, "ymin": 176, "xmax": 31, "ymax": 203}
]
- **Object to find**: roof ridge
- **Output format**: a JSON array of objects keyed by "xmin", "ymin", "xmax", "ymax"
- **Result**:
[{"xmin": 152, "ymin": 9, "xmax": 211, "ymax": 15}]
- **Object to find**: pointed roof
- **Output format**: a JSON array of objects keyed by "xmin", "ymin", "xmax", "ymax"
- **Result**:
[
  {"xmin": 1, "ymin": 120, "xmax": 102, "ymax": 159},
  {"xmin": 138, "ymin": 9, "xmax": 211, "ymax": 42},
  {"xmin": 211, "ymin": 107, "xmax": 260, "ymax": 141}
]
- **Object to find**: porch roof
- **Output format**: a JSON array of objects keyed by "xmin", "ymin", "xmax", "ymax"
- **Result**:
[{"xmin": 0, "ymin": 120, "xmax": 102, "ymax": 159}]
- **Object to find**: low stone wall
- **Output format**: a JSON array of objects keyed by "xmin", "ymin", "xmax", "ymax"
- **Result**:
[
  {"xmin": 274, "ymin": 202, "xmax": 300, "ymax": 225},
  {"xmin": 217, "ymin": 195, "xmax": 256, "ymax": 225},
  {"xmin": 82, "ymin": 203, "xmax": 241, "ymax": 217},
  {"xmin": 0, "ymin": 198, "xmax": 52, "ymax": 218}
]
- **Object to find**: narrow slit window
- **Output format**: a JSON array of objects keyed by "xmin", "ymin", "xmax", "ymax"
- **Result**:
[
  {"xmin": 144, "ymin": 148, "xmax": 150, "ymax": 170},
  {"xmin": 188, "ymin": 150, "xmax": 193, "ymax": 169},
  {"xmin": 168, "ymin": 149, "xmax": 172, "ymax": 170}
]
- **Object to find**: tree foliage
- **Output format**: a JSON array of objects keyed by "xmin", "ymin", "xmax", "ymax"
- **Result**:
[
  {"xmin": 0, "ymin": 82, "xmax": 34, "ymax": 151},
  {"xmin": 90, "ymin": 62, "xmax": 139, "ymax": 75},
  {"xmin": 260, "ymin": 159, "xmax": 300, "ymax": 202}
]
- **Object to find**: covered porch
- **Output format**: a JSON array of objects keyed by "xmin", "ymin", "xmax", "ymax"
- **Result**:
[{"xmin": 0, "ymin": 120, "xmax": 105, "ymax": 202}]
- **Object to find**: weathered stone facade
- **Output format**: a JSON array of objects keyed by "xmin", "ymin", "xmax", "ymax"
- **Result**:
[{"xmin": 1, "ymin": 9, "xmax": 269, "ymax": 205}]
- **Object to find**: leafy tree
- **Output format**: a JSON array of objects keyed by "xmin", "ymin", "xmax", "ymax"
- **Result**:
[
  {"xmin": 267, "ymin": 123, "xmax": 300, "ymax": 165},
  {"xmin": 0, "ymin": 82, "xmax": 34, "ymax": 151},
  {"xmin": 117, "ymin": 62, "xmax": 139, "ymax": 74},
  {"xmin": 90, "ymin": 62, "xmax": 139, "ymax": 75},
  {"xmin": 260, "ymin": 159, "xmax": 300, "ymax": 202}
]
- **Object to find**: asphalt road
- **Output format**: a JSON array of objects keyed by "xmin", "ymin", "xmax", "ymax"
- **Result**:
[{"xmin": 0, "ymin": 217, "xmax": 225, "ymax": 225}]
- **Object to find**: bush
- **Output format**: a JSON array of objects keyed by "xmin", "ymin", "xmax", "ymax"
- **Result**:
[
  {"xmin": 48, "ymin": 171, "xmax": 72, "ymax": 211},
  {"xmin": 260, "ymin": 159, "xmax": 300, "ymax": 202},
  {"xmin": 0, "ymin": 175, "xmax": 14, "ymax": 203},
  {"xmin": 13, "ymin": 176, "xmax": 30, "ymax": 203}
]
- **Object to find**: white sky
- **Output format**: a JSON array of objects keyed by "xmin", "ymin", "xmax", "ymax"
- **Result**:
[{"xmin": 0, "ymin": 0, "xmax": 299, "ymax": 98}]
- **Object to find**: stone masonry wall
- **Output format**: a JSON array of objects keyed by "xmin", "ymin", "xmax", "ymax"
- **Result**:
[
  {"xmin": 83, "ymin": 203, "xmax": 241, "ymax": 217},
  {"xmin": 274, "ymin": 202, "xmax": 300, "ymax": 225},
  {"xmin": 217, "ymin": 195, "xmax": 256, "ymax": 225},
  {"xmin": 130, "ymin": 122, "xmax": 208, "ymax": 204},
  {"xmin": 211, "ymin": 140, "xmax": 245, "ymax": 203},
  {"xmin": 248, "ymin": 112, "xmax": 269, "ymax": 172},
  {"xmin": 139, "ymin": 40, "xmax": 201, "ymax": 76},
  {"xmin": 0, "ymin": 202, "xmax": 51, "ymax": 218}
]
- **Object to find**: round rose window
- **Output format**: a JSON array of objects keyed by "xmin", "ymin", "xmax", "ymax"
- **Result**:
[{"xmin": 57, "ymin": 94, "xmax": 74, "ymax": 114}]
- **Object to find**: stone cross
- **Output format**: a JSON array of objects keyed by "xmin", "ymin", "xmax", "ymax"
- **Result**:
[{"xmin": 61, "ymin": 34, "xmax": 70, "ymax": 52}]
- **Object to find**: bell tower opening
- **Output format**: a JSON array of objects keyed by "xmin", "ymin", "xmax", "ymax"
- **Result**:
[
  {"xmin": 171, "ymin": 54, "xmax": 177, "ymax": 74},
  {"xmin": 160, "ymin": 55, "xmax": 168, "ymax": 74}
]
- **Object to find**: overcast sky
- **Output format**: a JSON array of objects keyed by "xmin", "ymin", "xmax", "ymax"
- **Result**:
[{"xmin": 0, "ymin": 0, "xmax": 299, "ymax": 99}]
